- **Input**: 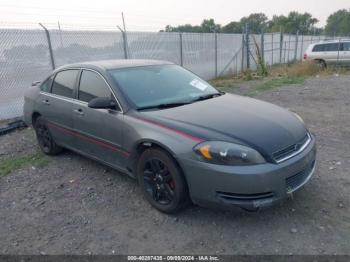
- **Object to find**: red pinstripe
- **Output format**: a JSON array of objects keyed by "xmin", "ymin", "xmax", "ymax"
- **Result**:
[{"xmin": 47, "ymin": 122, "xmax": 130, "ymax": 157}]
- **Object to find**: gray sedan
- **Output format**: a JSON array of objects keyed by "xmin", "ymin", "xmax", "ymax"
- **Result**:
[{"xmin": 23, "ymin": 60, "xmax": 316, "ymax": 213}]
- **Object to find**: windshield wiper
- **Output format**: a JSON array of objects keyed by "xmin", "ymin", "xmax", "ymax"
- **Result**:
[
  {"xmin": 137, "ymin": 101, "xmax": 191, "ymax": 111},
  {"xmin": 189, "ymin": 92, "xmax": 224, "ymax": 103},
  {"xmin": 137, "ymin": 92, "xmax": 224, "ymax": 111}
]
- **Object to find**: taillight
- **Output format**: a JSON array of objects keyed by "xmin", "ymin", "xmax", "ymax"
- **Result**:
[{"xmin": 303, "ymin": 53, "xmax": 308, "ymax": 60}]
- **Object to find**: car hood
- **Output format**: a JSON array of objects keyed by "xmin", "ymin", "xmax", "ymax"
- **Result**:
[{"xmin": 139, "ymin": 93, "xmax": 308, "ymax": 158}]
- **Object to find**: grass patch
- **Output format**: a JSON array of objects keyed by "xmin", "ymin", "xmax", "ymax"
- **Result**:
[
  {"xmin": 210, "ymin": 61, "xmax": 350, "ymax": 96},
  {"xmin": 209, "ymin": 77, "xmax": 242, "ymax": 92},
  {"xmin": 0, "ymin": 152, "xmax": 50, "ymax": 177},
  {"xmin": 246, "ymin": 76, "xmax": 305, "ymax": 97}
]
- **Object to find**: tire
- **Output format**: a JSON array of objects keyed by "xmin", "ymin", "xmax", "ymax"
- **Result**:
[
  {"xmin": 316, "ymin": 59, "xmax": 326, "ymax": 69},
  {"xmin": 34, "ymin": 116, "xmax": 62, "ymax": 155},
  {"xmin": 137, "ymin": 148, "xmax": 189, "ymax": 213}
]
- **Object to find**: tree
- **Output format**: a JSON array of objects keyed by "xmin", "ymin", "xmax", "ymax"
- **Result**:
[
  {"xmin": 221, "ymin": 21, "xmax": 243, "ymax": 34},
  {"xmin": 240, "ymin": 13, "xmax": 269, "ymax": 33},
  {"xmin": 325, "ymin": 9, "xmax": 350, "ymax": 36},
  {"xmin": 161, "ymin": 11, "xmax": 320, "ymax": 34},
  {"xmin": 162, "ymin": 19, "xmax": 220, "ymax": 33},
  {"xmin": 200, "ymin": 19, "xmax": 221, "ymax": 33},
  {"xmin": 268, "ymin": 12, "xmax": 318, "ymax": 34}
]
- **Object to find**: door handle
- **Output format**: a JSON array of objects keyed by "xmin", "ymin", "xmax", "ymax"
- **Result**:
[
  {"xmin": 74, "ymin": 108, "xmax": 84, "ymax": 116},
  {"xmin": 42, "ymin": 99, "xmax": 50, "ymax": 105}
]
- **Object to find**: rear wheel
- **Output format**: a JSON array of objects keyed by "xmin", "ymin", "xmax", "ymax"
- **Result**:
[
  {"xmin": 34, "ymin": 117, "xmax": 62, "ymax": 155},
  {"xmin": 315, "ymin": 59, "xmax": 326, "ymax": 69},
  {"xmin": 137, "ymin": 148, "xmax": 189, "ymax": 213}
]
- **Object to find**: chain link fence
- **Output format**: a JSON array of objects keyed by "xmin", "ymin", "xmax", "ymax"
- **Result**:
[{"xmin": 0, "ymin": 22, "xmax": 344, "ymax": 120}]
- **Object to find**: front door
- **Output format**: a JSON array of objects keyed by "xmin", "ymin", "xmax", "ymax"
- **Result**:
[
  {"xmin": 72, "ymin": 69, "xmax": 127, "ymax": 169},
  {"xmin": 340, "ymin": 42, "xmax": 350, "ymax": 65}
]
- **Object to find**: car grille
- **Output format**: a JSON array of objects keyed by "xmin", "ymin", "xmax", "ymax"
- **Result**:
[
  {"xmin": 273, "ymin": 133, "xmax": 311, "ymax": 163},
  {"xmin": 217, "ymin": 191, "xmax": 274, "ymax": 202},
  {"xmin": 286, "ymin": 160, "xmax": 315, "ymax": 193}
]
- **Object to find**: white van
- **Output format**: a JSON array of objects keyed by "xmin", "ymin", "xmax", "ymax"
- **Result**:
[{"xmin": 304, "ymin": 40, "xmax": 350, "ymax": 67}]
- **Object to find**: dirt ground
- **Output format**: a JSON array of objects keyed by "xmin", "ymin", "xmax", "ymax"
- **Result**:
[{"xmin": 0, "ymin": 75, "xmax": 349, "ymax": 255}]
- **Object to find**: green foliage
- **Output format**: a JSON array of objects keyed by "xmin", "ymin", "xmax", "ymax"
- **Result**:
[
  {"xmin": 162, "ymin": 11, "xmax": 321, "ymax": 34},
  {"xmin": 269, "ymin": 12, "xmax": 319, "ymax": 34},
  {"xmin": 240, "ymin": 13, "xmax": 269, "ymax": 33},
  {"xmin": 0, "ymin": 152, "xmax": 50, "ymax": 177},
  {"xmin": 221, "ymin": 21, "xmax": 242, "ymax": 34},
  {"xmin": 162, "ymin": 9, "xmax": 350, "ymax": 36},
  {"xmin": 201, "ymin": 19, "xmax": 221, "ymax": 33},
  {"xmin": 246, "ymin": 76, "xmax": 305, "ymax": 96},
  {"xmin": 325, "ymin": 9, "xmax": 350, "ymax": 36},
  {"xmin": 252, "ymin": 36, "xmax": 268, "ymax": 77},
  {"xmin": 164, "ymin": 19, "xmax": 220, "ymax": 33}
]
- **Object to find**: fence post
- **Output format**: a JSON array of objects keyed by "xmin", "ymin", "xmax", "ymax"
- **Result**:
[
  {"xmin": 271, "ymin": 32, "xmax": 274, "ymax": 65},
  {"xmin": 294, "ymin": 31, "xmax": 299, "ymax": 62},
  {"xmin": 215, "ymin": 33, "xmax": 218, "ymax": 77},
  {"xmin": 122, "ymin": 31, "xmax": 128, "ymax": 59},
  {"xmin": 179, "ymin": 32, "xmax": 183, "ymax": 66},
  {"xmin": 287, "ymin": 34, "xmax": 291, "ymax": 62},
  {"xmin": 118, "ymin": 26, "xmax": 128, "ymax": 59},
  {"xmin": 245, "ymin": 23, "xmax": 250, "ymax": 69},
  {"xmin": 279, "ymin": 29, "xmax": 284, "ymax": 64},
  {"xmin": 261, "ymin": 29, "xmax": 265, "ymax": 65},
  {"xmin": 241, "ymin": 27, "xmax": 245, "ymax": 72},
  {"xmin": 300, "ymin": 34, "xmax": 304, "ymax": 60},
  {"xmin": 39, "ymin": 23, "xmax": 55, "ymax": 70}
]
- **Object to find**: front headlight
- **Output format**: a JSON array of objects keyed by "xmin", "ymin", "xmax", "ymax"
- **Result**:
[{"xmin": 193, "ymin": 141, "xmax": 266, "ymax": 165}]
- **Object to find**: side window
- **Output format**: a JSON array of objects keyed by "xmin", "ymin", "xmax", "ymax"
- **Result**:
[
  {"xmin": 78, "ymin": 70, "xmax": 112, "ymax": 103},
  {"xmin": 343, "ymin": 42, "xmax": 350, "ymax": 51},
  {"xmin": 324, "ymin": 43, "xmax": 340, "ymax": 52},
  {"xmin": 51, "ymin": 70, "xmax": 79, "ymax": 98},
  {"xmin": 40, "ymin": 75, "xmax": 53, "ymax": 92}
]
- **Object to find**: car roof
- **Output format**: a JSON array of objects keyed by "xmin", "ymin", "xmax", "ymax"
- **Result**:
[
  {"xmin": 55, "ymin": 59, "xmax": 174, "ymax": 72},
  {"xmin": 311, "ymin": 39, "xmax": 350, "ymax": 45}
]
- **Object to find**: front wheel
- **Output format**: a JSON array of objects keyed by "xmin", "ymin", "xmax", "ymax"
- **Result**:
[
  {"xmin": 137, "ymin": 148, "xmax": 189, "ymax": 213},
  {"xmin": 34, "ymin": 116, "xmax": 62, "ymax": 155}
]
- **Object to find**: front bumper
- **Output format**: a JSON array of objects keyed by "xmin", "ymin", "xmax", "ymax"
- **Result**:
[{"xmin": 178, "ymin": 135, "xmax": 316, "ymax": 210}]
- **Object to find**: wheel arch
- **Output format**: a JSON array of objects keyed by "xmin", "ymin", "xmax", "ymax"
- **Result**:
[
  {"xmin": 31, "ymin": 112, "xmax": 42, "ymax": 126},
  {"xmin": 127, "ymin": 139, "xmax": 188, "ymax": 183},
  {"xmin": 313, "ymin": 58, "xmax": 327, "ymax": 67}
]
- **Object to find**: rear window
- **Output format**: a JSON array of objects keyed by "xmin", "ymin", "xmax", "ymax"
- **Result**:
[{"xmin": 51, "ymin": 70, "xmax": 79, "ymax": 98}]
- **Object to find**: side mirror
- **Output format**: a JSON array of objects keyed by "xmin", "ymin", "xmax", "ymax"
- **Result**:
[
  {"xmin": 88, "ymin": 97, "xmax": 117, "ymax": 110},
  {"xmin": 32, "ymin": 81, "xmax": 41, "ymax": 87}
]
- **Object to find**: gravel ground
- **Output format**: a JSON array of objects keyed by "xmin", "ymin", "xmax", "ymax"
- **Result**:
[{"xmin": 0, "ymin": 75, "xmax": 349, "ymax": 255}]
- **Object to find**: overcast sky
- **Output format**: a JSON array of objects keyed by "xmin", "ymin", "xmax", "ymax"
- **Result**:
[{"xmin": 1, "ymin": 0, "xmax": 349, "ymax": 30}]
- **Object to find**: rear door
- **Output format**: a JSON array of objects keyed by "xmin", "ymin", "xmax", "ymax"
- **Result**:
[
  {"xmin": 72, "ymin": 69, "xmax": 127, "ymax": 168},
  {"xmin": 38, "ymin": 69, "xmax": 80, "ymax": 147}
]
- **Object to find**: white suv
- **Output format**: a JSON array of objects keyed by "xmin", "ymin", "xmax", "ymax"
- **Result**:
[{"xmin": 304, "ymin": 40, "xmax": 350, "ymax": 67}]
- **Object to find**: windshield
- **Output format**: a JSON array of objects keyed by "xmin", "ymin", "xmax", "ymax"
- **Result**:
[{"xmin": 109, "ymin": 65, "xmax": 219, "ymax": 109}]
